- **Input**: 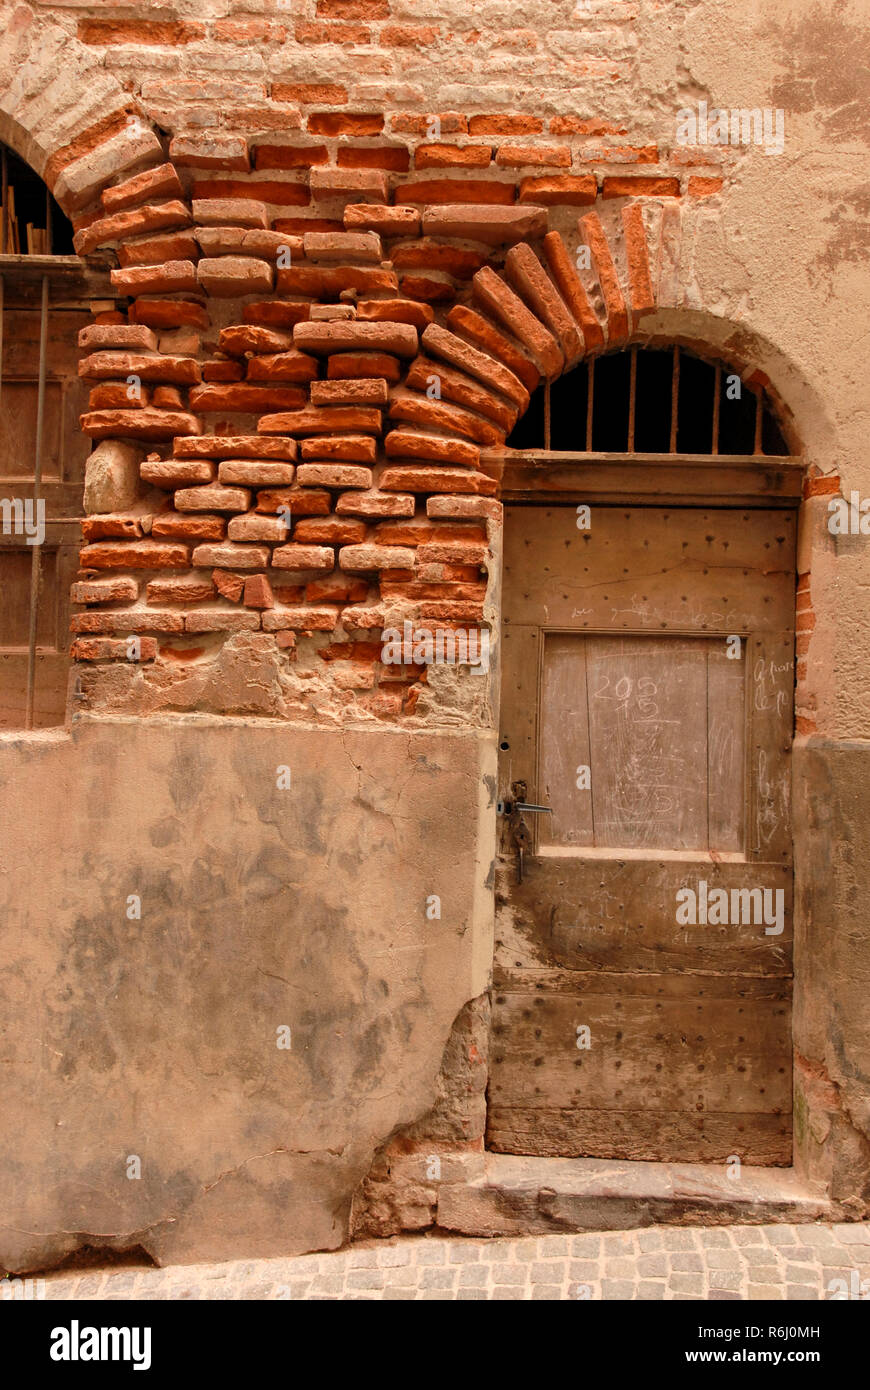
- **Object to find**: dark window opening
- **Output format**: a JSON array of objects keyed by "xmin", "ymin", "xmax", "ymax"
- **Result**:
[
  {"xmin": 507, "ymin": 345, "xmax": 790, "ymax": 457},
  {"xmin": 1, "ymin": 143, "xmax": 75, "ymax": 256}
]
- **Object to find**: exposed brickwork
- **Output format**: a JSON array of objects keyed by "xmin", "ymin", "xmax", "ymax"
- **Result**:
[{"xmin": 0, "ymin": 23, "xmax": 772, "ymax": 724}]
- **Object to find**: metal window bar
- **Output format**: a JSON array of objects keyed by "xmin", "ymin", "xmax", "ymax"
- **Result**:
[
  {"xmin": 669, "ymin": 344, "xmax": 680, "ymax": 453},
  {"xmin": 711, "ymin": 362, "xmax": 721, "ymax": 456},
  {"xmin": 585, "ymin": 356, "xmax": 594, "ymax": 451},
  {"xmin": 24, "ymin": 272, "xmax": 49, "ymax": 730},
  {"xmin": 627, "ymin": 345, "xmax": 637, "ymax": 452}
]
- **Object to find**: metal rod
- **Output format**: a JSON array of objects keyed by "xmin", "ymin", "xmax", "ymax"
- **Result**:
[
  {"xmin": 712, "ymin": 363, "xmax": 721, "ymax": 456},
  {"xmin": 669, "ymin": 344, "xmax": 680, "ymax": 453},
  {"xmin": 45, "ymin": 182, "xmax": 52, "ymax": 255},
  {"xmin": 24, "ymin": 273, "xmax": 49, "ymax": 731},
  {"xmin": 544, "ymin": 378, "xmax": 551, "ymax": 450},
  {"xmin": 627, "ymin": 345, "xmax": 637, "ymax": 451},
  {"xmin": 585, "ymin": 357, "xmax": 594, "ymax": 451},
  {"xmin": 1, "ymin": 145, "xmax": 6, "ymax": 255},
  {"xmin": 0, "ymin": 273, "xmax": 3, "ymax": 413},
  {"xmin": 753, "ymin": 387, "xmax": 763, "ymax": 455}
]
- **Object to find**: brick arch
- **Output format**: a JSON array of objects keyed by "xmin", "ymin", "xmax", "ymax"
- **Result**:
[
  {"xmin": 67, "ymin": 138, "xmax": 813, "ymax": 721},
  {"xmin": 0, "ymin": 0, "xmax": 165, "ymax": 213}
]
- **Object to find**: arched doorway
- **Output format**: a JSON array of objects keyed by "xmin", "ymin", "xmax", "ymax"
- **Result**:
[{"xmin": 489, "ymin": 345, "xmax": 801, "ymax": 1166}]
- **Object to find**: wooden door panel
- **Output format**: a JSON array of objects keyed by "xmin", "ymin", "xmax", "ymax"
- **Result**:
[
  {"xmin": 494, "ymin": 858, "xmax": 792, "ymax": 976},
  {"xmin": 489, "ymin": 504, "xmax": 796, "ymax": 1165}
]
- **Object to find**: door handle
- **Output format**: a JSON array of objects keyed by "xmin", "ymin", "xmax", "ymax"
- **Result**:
[{"xmin": 503, "ymin": 780, "xmax": 552, "ymax": 883}]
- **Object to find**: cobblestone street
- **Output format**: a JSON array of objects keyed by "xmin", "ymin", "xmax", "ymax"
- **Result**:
[{"xmin": 36, "ymin": 1223, "xmax": 870, "ymax": 1301}]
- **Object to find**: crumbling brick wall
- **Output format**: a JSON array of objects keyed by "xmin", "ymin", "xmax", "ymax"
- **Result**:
[{"xmin": 64, "ymin": 112, "xmax": 734, "ymax": 723}]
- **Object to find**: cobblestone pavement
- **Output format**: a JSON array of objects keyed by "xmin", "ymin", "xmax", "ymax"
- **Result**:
[{"xmin": 32, "ymin": 1223, "xmax": 870, "ymax": 1301}]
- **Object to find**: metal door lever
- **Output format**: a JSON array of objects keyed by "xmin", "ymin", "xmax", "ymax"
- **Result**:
[{"xmin": 503, "ymin": 780, "xmax": 551, "ymax": 883}]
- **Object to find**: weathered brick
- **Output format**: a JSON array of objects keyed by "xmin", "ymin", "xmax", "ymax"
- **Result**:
[
  {"xmin": 129, "ymin": 300, "xmax": 210, "ymax": 331},
  {"xmin": 380, "ymin": 467, "xmax": 497, "ymax": 495},
  {"xmin": 271, "ymin": 544, "xmax": 335, "ymax": 570},
  {"xmin": 151, "ymin": 513, "xmax": 226, "ymax": 540},
  {"xmin": 398, "ymin": 180, "xmax": 516, "ymax": 206},
  {"xmin": 217, "ymin": 461, "xmax": 296, "ymax": 486},
  {"xmin": 385, "ymin": 429, "xmax": 480, "ymax": 468},
  {"xmin": 299, "ymin": 435, "xmax": 377, "ymax": 464},
  {"xmin": 339, "ymin": 544, "xmax": 416, "ymax": 571},
  {"xmin": 472, "ymin": 265, "xmax": 563, "ymax": 378},
  {"xmin": 72, "ymin": 637, "xmax": 158, "ymax": 661},
  {"xmin": 387, "ymin": 394, "xmax": 502, "ymax": 447},
  {"xmin": 294, "ymin": 321, "xmax": 418, "ymax": 357},
  {"xmin": 74, "ymin": 200, "xmax": 191, "ymax": 255},
  {"xmin": 302, "ymin": 230, "xmax": 383, "ymax": 262},
  {"xmin": 421, "ymin": 324, "xmax": 529, "ymax": 410},
  {"xmin": 79, "ymin": 352, "xmax": 201, "ymax": 385},
  {"xmin": 468, "ymin": 115, "xmax": 543, "ymax": 136},
  {"xmin": 327, "ymin": 351, "xmax": 401, "ymax": 381},
  {"xmin": 428, "ymin": 500, "xmax": 500, "ymax": 522},
  {"xmin": 444, "ymin": 305, "xmax": 539, "ymax": 393},
  {"xmin": 110, "ymin": 261, "xmax": 198, "ymax": 297},
  {"xmin": 496, "ymin": 145, "xmax": 571, "ymax": 168},
  {"xmin": 311, "ymin": 168, "xmax": 389, "ymax": 202},
  {"xmin": 256, "ymin": 489, "xmax": 331, "ymax": 516},
  {"xmin": 101, "ymin": 165, "xmax": 184, "ymax": 215},
  {"xmin": 196, "ymin": 256, "xmax": 274, "ymax": 296},
  {"xmin": 174, "ymin": 486, "xmax": 251, "ymax": 513},
  {"xmin": 602, "ymin": 176, "xmax": 680, "ymax": 198},
  {"xmin": 307, "ymin": 113, "xmax": 384, "ymax": 137},
  {"xmin": 335, "ymin": 490, "xmax": 416, "ymax": 517},
  {"xmin": 310, "ymin": 378, "xmax": 390, "ymax": 406},
  {"xmin": 504, "ymin": 242, "xmax": 583, "ymax": 364},
  {"xmin": 251, "ymin": 141, "xmax": 329, "ymax": 173},
  {"xmin": 71, "ymin": 578, "xmax": 139, "ymax": 604},
  {"xmin": 295, "ymin": 464, "xmax": 374, "ymax": 488},
  {"xmin": 141, "ymin": 460, "xmax": 215, "ymax": 488},
  {"xmin": 219, "ymin": 326, "xmax": 295, "ymax": 356},
  {"xmin": 344, "ymin": 204, "xmax": 421, "ymax": 236},
  {"xmin": 243, "ymin": 574, "xmax": 274, "ymax": 609},
  {"xmin": 147, "ymin": 578, "xmax": 215, "ymax": 604},
  {"xmin": 79, "ymin": 541, "xmax": 190, "ymax": 569},
  {"xmin": 82, "ymin": 409, "xmax": 202, "ymax": 441},
  {"xmin": 293, "ymin": 518, "xmax": 367, "ymax": 544},
  {"xmin": 405, "ymin": 354, "xmax": 517, "ymax": 431},
  {"xmin": 227, "ymin": 514, "xmax": 289, "ymax": 542},
  {"xmin": 540, "ymin": 230, "xmax": 605, "ymax": 353},
  {"xmin": 259, "ymin": 406, "xmax": 384, "ymax": 436},
  {"xmin": 185, "ymin": 609, "xmax": 261, "ymax": 632},
  {"xmin": 188, "ymin": 384, "xmax": 307, "ymax": 412},
  {"xmin": 518, "ymin": 175, "xmax": 597, "ymax": 205},
  {"xmin": 191, "ymin": 542, "xmax": 271, "ymax": 569},
  {"xmin": 578, "ymin": 210, "xmax": 629, "ymax": 344},
  {"xmin": 262, "ymin": 605, "xmax": 341, "ymax": 630},
  {"xmin": 78, "ymin": 324, "xmax": 158, "ymax": 352},
  {"xmin": 169, "ymin": 135, "xmax": 250, "ymax": 172},
  {"xmin": 118, "ymin": 232, "xmax": 200, "ymax": 268},
  {"xmin": 416, "ymin": 145, "xmax": 492, "ymax": 170},
  {"xmin": 71, "ymin": 609, "xmax": 184, "ymax": 634}
]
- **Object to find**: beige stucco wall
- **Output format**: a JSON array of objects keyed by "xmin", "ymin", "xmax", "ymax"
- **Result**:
[{"xmin": 0, "ymin": 718, "xmax": 495, "ymax": 1268}]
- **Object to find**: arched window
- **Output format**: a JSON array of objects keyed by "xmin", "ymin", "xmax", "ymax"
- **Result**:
[
  {"xmin": 507, "ymin": 344, "xmax": 790, "ymax": 457},
  {"xmin": 0, "ymin": 142, "xmax": 84, "ymax": 730}
]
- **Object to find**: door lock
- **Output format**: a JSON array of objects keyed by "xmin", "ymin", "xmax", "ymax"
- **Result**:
[{"xmin": 502, "ymin": 780, "xmax": 552, "ymax": 883}]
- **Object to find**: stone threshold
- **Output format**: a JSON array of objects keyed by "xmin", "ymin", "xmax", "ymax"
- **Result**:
[{"xmin": 436, "ymin": 1154, "xmax": 833, "ymax": 1238}]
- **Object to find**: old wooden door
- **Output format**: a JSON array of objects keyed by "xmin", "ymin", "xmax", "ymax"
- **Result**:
[{"xmin": 489, "ymin": 505, "xmax": 795, "ymax": 1164}]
